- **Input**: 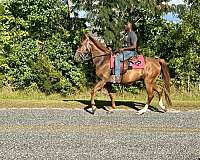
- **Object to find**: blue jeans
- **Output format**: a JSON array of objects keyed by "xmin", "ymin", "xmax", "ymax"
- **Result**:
[{"xmin": 115, "ymin": 50, "xmax": 137, "ymax": 80}]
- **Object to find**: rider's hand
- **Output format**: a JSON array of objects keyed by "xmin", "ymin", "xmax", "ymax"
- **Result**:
[
  {"xmin": 118, "ymin": 48, "xmax": 124, "ymax": 52},
  {"xmin": 115, "ymin": 48, "xmax": 124, "ymax": 53}
]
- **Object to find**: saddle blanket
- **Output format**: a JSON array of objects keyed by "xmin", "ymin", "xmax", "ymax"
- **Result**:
[{"xmin": 110, "ymin": 54, "xmax": 145, "ymax": 70}]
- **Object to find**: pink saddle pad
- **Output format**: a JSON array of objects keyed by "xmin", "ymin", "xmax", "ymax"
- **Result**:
[
  {"xmin": 110, "ymin": 54, "xmax": 115, "ymax": 69},
  {"xmin": 129, "ymin": 55, "xmax": 145, "ymax": 69},
  {"xmin": 110, "ymin": 54, "xmax": 145, "ymax": 69}
]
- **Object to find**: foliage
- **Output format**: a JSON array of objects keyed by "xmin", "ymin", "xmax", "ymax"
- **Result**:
[
  {"xmin": 0, "ymin": 0, "xmax": 87, "ymax": 95},
  {"xmin": 74, "ymin": 0, "xmax": 200, "ymax": 91},
  {"xmin": 150, "ymin": 0, "xmax": 200, "ymax": 89},
  {"xmin": 74, "ymin": 0, "xmax": 171, "ymax": 48},
  {"xmin": 0, "ymin": 0, "xmax": 199, "ymax": 95}
]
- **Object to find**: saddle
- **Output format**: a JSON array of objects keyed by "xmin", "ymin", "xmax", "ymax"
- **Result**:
[{"xmin": 110, "ymin": 54, "xmax": 145, "ymax": 75}]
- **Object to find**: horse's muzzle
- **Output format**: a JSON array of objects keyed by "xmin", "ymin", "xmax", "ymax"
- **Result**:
[{"xmin": 75, "ymin": 51, "xmax": 85, "ymax": 62}]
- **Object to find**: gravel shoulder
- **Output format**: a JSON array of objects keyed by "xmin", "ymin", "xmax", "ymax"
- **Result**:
[{"xmin": 0, "ymin": 108, "xmax": 199, "ymax": 160}]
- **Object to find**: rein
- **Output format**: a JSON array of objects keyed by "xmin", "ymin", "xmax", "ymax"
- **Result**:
[
  {"xmin": 92, "ymin": 54, "xmax": 110, "ymax": 59},
  {"xmin": 83, "ymin": 36, "xmax": 112, "ymax": 60}
]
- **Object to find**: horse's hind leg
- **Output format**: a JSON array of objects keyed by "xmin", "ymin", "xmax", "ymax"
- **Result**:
[
  {"xmin": 137, "ymin": 80, "xmax": 154, "ymax": 115},
  {"xmin": 91, "ymin": 80, "xmax": 107, "ymax": 113},
  {"xmin": 105, "ymin": 82, "xmax": 116, "ymax": 112},
  {"xmin": 153, "ymin": 84, "xmax": 166, "ymax": 112}
]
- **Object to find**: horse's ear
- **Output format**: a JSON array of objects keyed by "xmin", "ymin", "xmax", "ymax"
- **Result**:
[
  {"xmin": 83, "ymin": 33, "xmax": 89, "ymax": 40},
  {"xmin": 82, "ymin": 34, "xmax": 86, "ymax": 39}
]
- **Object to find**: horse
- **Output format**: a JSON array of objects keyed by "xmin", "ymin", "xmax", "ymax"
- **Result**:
[{"xmin": 75, "ymin": 33, "xmax": 172, "ymax": 115}]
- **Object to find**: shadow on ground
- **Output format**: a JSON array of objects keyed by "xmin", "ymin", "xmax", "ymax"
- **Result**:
[{"xmin": 64, "ymin": 99, "xmax": 159, "ymax": 114}]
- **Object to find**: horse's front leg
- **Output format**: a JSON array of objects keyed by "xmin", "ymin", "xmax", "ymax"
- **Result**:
[
  {"xmin": 105, "ymin": 82, "xmax": 116, "ymax": 113},
  {"xmin": 91, "ymin": 79, "xmax": 107, "ymax": 114},
  {"xmin": 137, "ymin": 80, "xmax": 154, "ymax": 115}
]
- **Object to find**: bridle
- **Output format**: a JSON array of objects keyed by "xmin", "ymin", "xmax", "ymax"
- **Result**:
[{"xmin": 77, "ymin": 38, "xmax": 110, "ymax": 60}]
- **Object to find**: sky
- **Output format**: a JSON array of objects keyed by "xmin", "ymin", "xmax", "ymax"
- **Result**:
[
  {"xmin": 168, "ymin": 0, "xmax": 185, "ymax": 5},
  {"xmin": 164, "ymin": 0, "xmax": 185, "ymax": 22},
  {"xmin": 78, "ymin": 0, "xmax": 185, "ymax": 22}
]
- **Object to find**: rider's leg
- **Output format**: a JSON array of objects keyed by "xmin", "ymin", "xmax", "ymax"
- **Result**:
[
  {"xmin": 114, "ymin": 53, "xmax": 123, "ymax": 81},
  {"xmin": 123, "ymin": 50, "xmax": 137, "ymax": 59},
  {"xmin": 114, "ymin": 51, "xmax": 137, "ymax": 82}
]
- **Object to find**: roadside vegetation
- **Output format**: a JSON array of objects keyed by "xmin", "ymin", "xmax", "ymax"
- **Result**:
[
  {"xmin": 0, "ymin": 86, "xmax": 199, "ymax": 110},
  {"xmin": 0, "ymin": 0, "xmax": 199, "ymax": 109}
]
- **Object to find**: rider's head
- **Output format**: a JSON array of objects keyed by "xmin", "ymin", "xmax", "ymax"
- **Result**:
[{"xmin": 125, "ymin": 21, "xmax": 134, "ymax": 32}]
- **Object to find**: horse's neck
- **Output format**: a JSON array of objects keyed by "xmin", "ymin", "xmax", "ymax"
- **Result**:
[
  {"xmin": 91, "ymin": 44, "xmax": 106, "ymax": 57},
  {"xmin": 90, "ymin": 40, "xmax": 108, "ymax": 55},
  {"xmin": 90, "ymin": 42, "xmax": 109, "ymax": 67}
]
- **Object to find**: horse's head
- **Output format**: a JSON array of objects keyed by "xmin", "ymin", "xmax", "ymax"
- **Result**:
[{"xmin": 75, "ymin": 33, "xmax": 91, "ymax": 61}]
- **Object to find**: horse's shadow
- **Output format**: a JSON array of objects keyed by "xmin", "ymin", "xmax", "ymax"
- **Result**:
[{"xmin": 63, "ymin": 99, "xmax": 159, "ymax": 114}]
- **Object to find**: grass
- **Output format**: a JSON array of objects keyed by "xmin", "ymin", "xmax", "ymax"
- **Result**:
[{"xmin": 0, "ymin": 87, "xmax": 200, "ymax": 111}]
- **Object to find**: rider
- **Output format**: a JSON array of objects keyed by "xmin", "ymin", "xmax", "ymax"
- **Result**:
[{"xmin": 112, "ymin": 21, "xmax": 138, "ymax": 83}]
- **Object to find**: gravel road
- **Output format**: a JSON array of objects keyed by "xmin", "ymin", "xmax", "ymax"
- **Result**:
[{"xmin": 0, "ymin": 108, "xmax": 199, "ymax": 160}]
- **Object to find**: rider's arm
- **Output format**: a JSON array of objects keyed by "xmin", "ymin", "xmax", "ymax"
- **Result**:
[
  {"xmin": 119, "ymin": 32, "xmax": 137, "ymax": 51},
  {"xmin": 122, "ymin": 42, "xmax": 137, "ymax": 51}
]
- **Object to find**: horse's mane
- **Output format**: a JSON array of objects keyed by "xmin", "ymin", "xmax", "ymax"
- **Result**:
[{"xmin": 87, "ymin": 35, "xmax": 109, "ymax": 53}]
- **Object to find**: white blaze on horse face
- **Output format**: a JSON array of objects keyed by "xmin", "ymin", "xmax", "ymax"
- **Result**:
[
  {"xmin": 86, "ymin": 40, "xmax": 91, "ymax": 52},
  {"xmin": 80, "ymin": 38, "xmax": 90, "ymax": 53},
  {"xmin": 77, "ymin": 39, "xmax": 89, "ymax": 55},
  {"xmin": 159, "ymin": 97, "xmax": 165, "ymax": 110}
]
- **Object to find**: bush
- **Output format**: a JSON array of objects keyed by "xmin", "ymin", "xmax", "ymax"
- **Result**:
[{"xmin": 0, "ymin": 0, "xmax": 87, "ymax": 95}]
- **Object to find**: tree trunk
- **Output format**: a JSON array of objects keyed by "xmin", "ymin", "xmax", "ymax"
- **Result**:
[
  {"xmin": 67, "ymin": 0, "xmax": 73, "ymax": 18},
  {"xmin": 187, "ymin": 75, "xmax": 190, "ymax": 92}
]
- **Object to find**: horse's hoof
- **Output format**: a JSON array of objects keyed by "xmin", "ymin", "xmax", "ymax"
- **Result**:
[
  {"xmin": 157, "ymin": 107, "xmax": 167, "ymax": 113},
  {"xmin": 107, "ymin": 108, "xmax": 114, "ymax": 114},
  {"xmin": 92, "ymin": 106, "xmax": 97, "ymax": 114},
  {"xmin": 104, "ymin": 106, "xmax": 114, "ymax": 113},
  {"xmin": 137, "ymin": 110, "xmax": 145, "ymax": 115}
]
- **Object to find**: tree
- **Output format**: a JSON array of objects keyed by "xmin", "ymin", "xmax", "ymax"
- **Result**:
[
  {"xmin": 73, "ymin": 0, "xmax": 171, "ymax": 49},
  {"xmin": 0, "ymin": 0, "xmax": 87, "ymax": 94},
  {"xmin": 73, "ymin": 0, "xmax": 199, "ymax": 91},
  {"xmin": 1, "ymin": 0, "xmax": 199, "ymax": 94},
  {"xmin": 171, "ymin": 0, "xmax": 200, "ymax": 89},
  {"xmin": 151, "ymin": 0, "xmax": 200, "ymax": 90}
]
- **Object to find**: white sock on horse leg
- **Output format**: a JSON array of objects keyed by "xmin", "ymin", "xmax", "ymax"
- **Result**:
[
  {"xmin": 159, "ymin": 97, "xmax": 165, "ymax": 109},
  {"xmin": 138, "ymin": 104, "xmax": 149, "ymax": 114}
]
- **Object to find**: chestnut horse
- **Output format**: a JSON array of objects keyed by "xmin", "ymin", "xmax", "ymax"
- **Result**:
[{"xmin": 75, "ymin": 34, "xmax": 172, "ymax": 114}]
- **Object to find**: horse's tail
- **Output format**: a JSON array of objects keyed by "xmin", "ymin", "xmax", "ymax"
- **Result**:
[{"xmin": 159, "ymin": 59, "xmax": 172, "ymax": 106}]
